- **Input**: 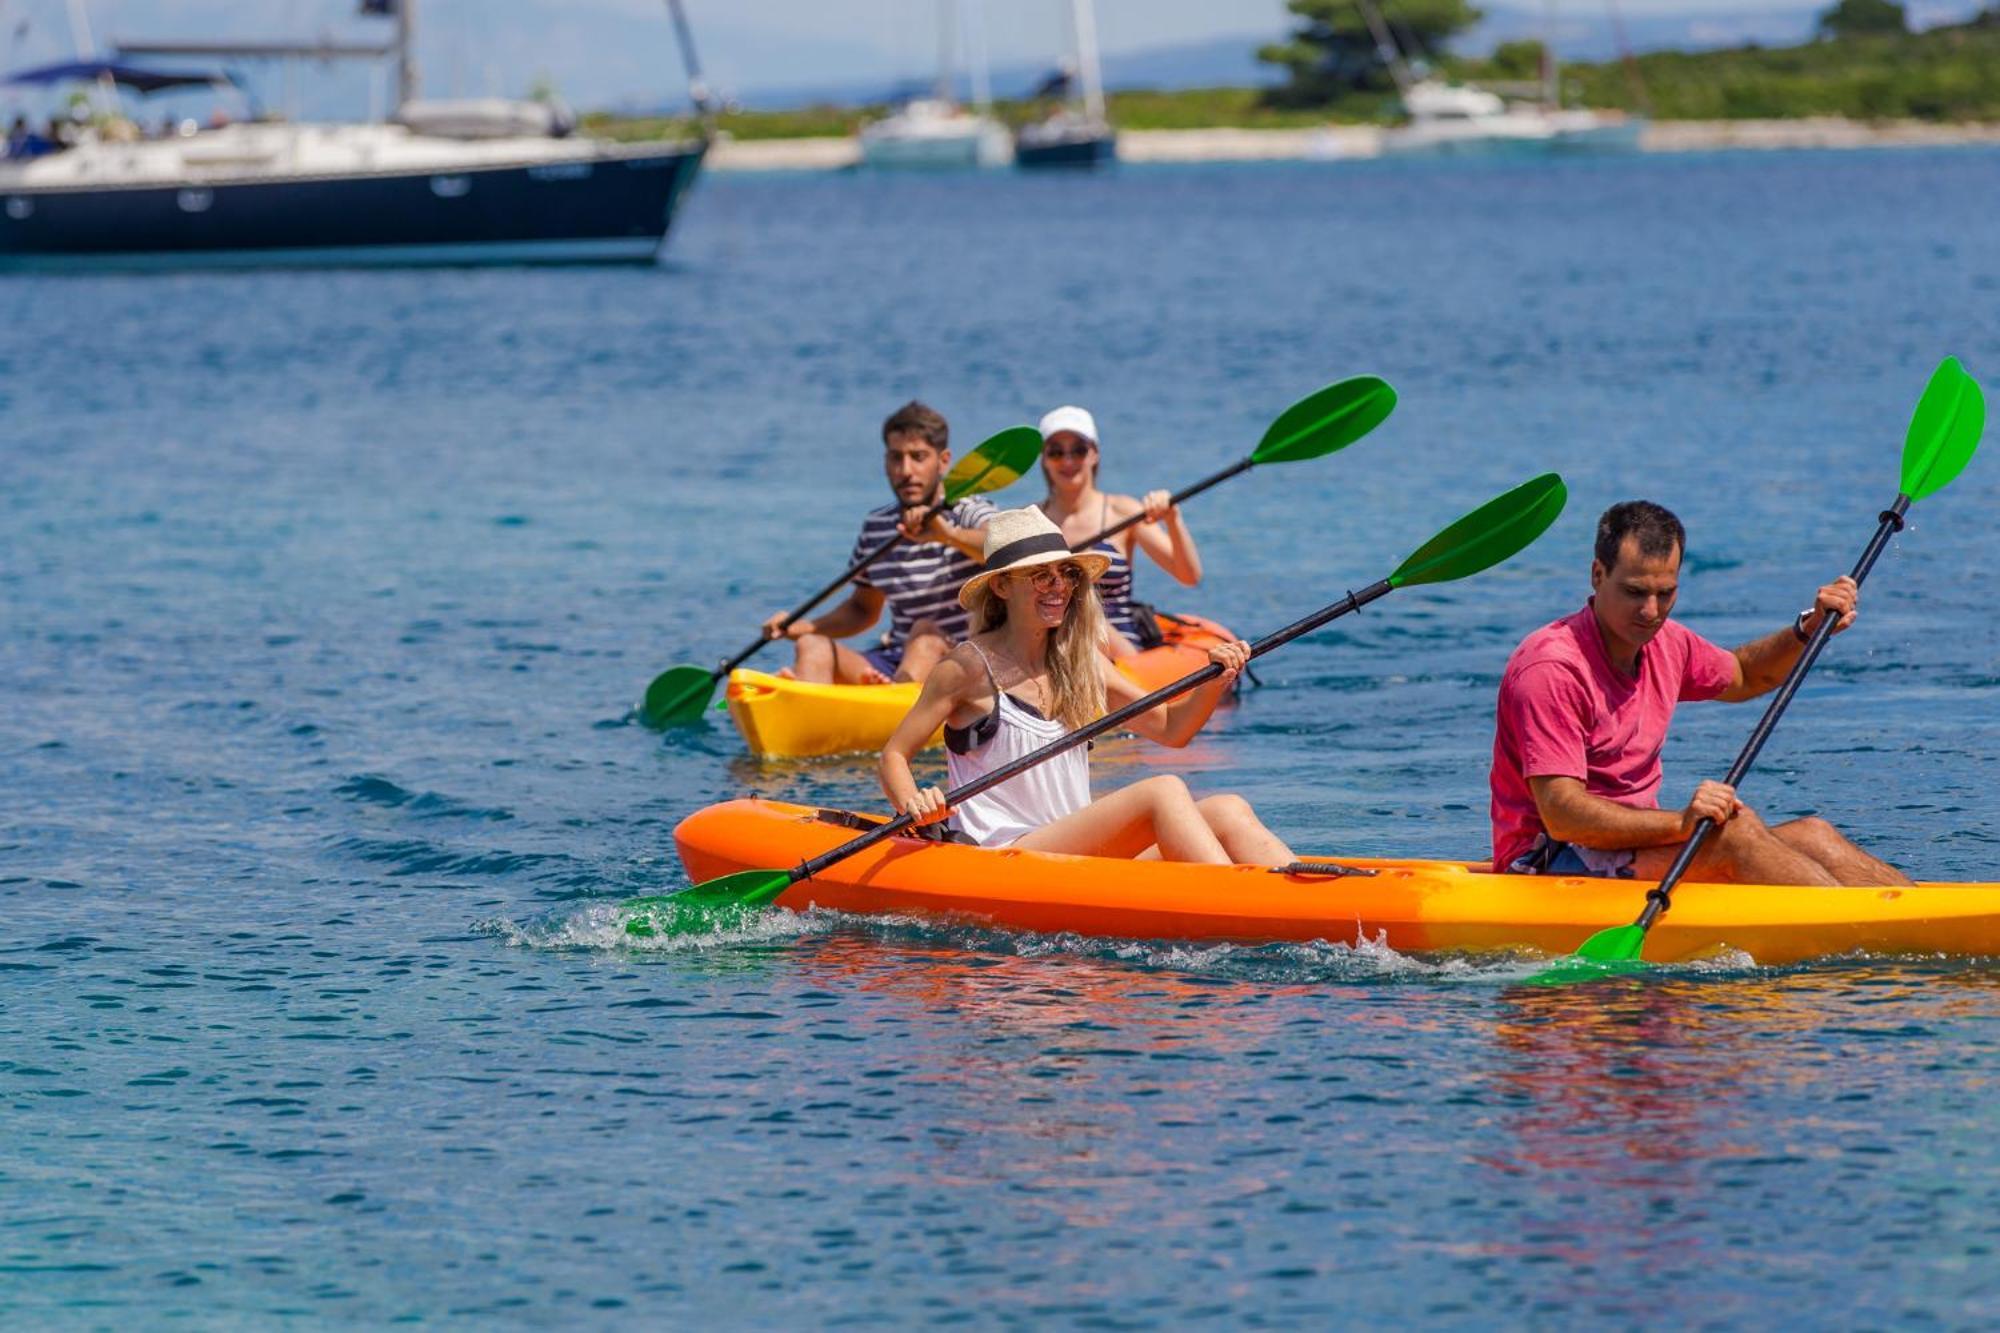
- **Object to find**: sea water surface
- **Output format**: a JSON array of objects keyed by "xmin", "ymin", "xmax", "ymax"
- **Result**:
[{"xmin": 3, "ymin": 151, "xmax": 1998, "ymax": 1326}]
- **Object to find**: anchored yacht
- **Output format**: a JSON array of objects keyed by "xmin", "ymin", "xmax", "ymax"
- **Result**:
[{"xmin": 0, "ymin": 0, "xmax": 708, "ymax": 270}]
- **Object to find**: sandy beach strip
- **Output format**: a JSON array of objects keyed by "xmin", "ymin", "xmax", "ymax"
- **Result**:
[{"xmin": 704, "ymin": 119, "xmax": 2000, "ymax": 172}]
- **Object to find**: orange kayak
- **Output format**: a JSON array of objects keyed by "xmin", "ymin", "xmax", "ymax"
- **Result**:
[
  {"xmin": 671, "ymin": 798, "xmax": 2000, "ymax": 965},
  {"xmin": 726, "ymin": 611, "xmax": 1236, "ymax": 759}
]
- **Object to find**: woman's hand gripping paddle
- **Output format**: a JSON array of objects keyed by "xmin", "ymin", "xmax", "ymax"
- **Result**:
[
  {"xmin": 1075, "ymin": 375, "xmax": 1400, "ymax": 550},
  {"xmin": 638, "ymin": 427, "xmax": 1043, "ymax": 728},
  {"xmin": 1547, "ymin": 357, "xmax": 1986, "ymax": 979},
  {"xmin": 625, "ymin": 472, "xmax": 1568, "ymax": 937}
]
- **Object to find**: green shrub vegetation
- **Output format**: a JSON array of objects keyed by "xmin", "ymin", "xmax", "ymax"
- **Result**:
[{"xmin": 1536, "ymin": 16, "xmax": 2000, "ymax": 120}]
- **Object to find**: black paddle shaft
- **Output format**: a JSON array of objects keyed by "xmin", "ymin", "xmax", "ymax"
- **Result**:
[
  {"xmin": 1633, "ymin": 496, "xmax": 1911, "ymax": 933},
  {"xmin": 712, "ymin": 495, "xmax": 953, "ymax": 679},
  {"xmin": 1073, "ymin": 458, "xmax": 1256, "ymax": 550},
  {"xmin": 789, "ymin": 579, "xmax": 1396, "ymax": 883}
]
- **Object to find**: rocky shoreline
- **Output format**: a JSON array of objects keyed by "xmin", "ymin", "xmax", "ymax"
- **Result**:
[{"xmin": 706, "ymin": 118, "xmax": 2000, "ymax": 172}]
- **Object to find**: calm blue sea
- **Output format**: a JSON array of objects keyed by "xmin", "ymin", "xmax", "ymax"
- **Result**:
[{"xmin": 4, "ymin": 150, "xmax": 1999, "ymax": 1327}]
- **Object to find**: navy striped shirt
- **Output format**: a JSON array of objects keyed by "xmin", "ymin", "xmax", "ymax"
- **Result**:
[{"xmin": 851, "ymin": 497, "xmax": 995, "ymax": 656}]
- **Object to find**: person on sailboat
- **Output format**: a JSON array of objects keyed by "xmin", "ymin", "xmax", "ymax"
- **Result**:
[
  {"xmin": 762, "ymin": 401, "xmax": 994, "ymax": 687},
  {"xmin": 881, "ymin": 507, "xmax": 1292, "ymax": 864},
  {"xmin": 1033, "ymin": 406, "xmax": 1201, "ymax": 660}
]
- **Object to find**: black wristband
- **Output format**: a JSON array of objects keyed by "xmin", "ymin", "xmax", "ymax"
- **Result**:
[{"xmin": 1792, "ymin": 609, "xmax": 1814, "ymax": 644}]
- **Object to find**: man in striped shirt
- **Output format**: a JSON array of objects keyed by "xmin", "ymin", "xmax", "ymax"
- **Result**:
[{"xmin": 763, "ymin": 402, "xmax": 995, "ymax": 685}]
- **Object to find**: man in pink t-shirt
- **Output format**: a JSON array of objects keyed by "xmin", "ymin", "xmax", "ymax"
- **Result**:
[{"xmin": 1490, "ymin": 500, "xmax": 1913, "ymax": 887}]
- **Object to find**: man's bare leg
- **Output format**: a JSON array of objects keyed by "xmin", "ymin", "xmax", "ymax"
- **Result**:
[
  {"xmin": 1773, "ymin": 816, "xmax": 1914, "ymax": 887},
  {"xmin": 895, "ymin": 619, "xmax": 951, "ymax": 685},
  {"xmin": 782, "ymin": 633, "xmax": 836, "ymax": 683},
  {"xmin": 830, "ymin": 642, "xmax": 890, "ymax": 685},
  {"xmin": 1628, "ymin": 804, "xmax": 1838, "ymax": 886},
  {"xmin": 780, "ymin": 636, "xmax": 888, "ymax": 685}
]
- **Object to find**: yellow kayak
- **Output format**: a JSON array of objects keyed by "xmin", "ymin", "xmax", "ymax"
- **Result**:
[
  {"xmin": 673, "ymin": 798, "xmax": 2000, "ymax": 965},
  {"xmin": 727, "ymin": 612, "xmax": 1236, "ymax": 759}
]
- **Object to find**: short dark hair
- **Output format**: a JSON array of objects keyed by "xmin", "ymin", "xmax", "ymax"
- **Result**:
[
  {"xmin": 882, "ymin": 401, "xmax": 948, "ymax": 452},
  {"xmin": 1594, "ymin": 501, "xmax": 1686, "ymax": 570}
]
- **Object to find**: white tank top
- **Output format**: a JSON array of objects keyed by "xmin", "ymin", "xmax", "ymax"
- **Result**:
[{"xmin": 945, "ymin": 643, "xmax": 1091, "ymax": 847}]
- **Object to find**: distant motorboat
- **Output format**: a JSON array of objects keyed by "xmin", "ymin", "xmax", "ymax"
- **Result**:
[
  {"xmin": 1360, "ymin": 0, "xmax": 1644, "ymax": 161},
  {"xmin": 1380, "ymin": 80, "xmax": 1643, "ymax": 157},
  {"xmin": 858, "ymin": 98, "xmax": 1010, "ymax": 170}
]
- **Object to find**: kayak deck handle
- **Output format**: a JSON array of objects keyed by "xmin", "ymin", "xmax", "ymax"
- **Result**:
[{"xmin": 1273, "ymin": 861, "xmax": 1378, "ymax": 879}]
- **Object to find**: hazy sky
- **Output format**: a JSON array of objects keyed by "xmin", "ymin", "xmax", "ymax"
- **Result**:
[{"xmin": 1, "ymin": 1, "xmax": 1982, "ymax": 111}]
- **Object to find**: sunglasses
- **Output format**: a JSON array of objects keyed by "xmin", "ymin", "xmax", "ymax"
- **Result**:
[
  {"xmin": 1042, "ymin": 442, "xmax": 1094, "ymax": 461},
  {"xmin": 1014, "ymin": 562, "xmax": 1086, "ymax": 593}
]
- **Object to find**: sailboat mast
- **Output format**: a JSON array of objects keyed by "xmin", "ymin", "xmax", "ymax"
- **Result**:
[
  {"xmin": 396, "ymin": 0, "xmax": 420, "ymax": 107},
  {"xmin": 966, "ymin": 0, "xmax": 993, "ymax": 113},
  {"xmin": 1540, "ymin": 0, "xmax": 1558, "ymax": 110},
  {"xmin": 1073, "ymin": 0, "xmax": 1105, "ymax": 122},
  {"xmin": 664, "ymin": 0, "xmax": 716, "ymax": 125},
  {"xmin": 1355, "ymin": 1, "xmax": 1413, "ymax": 98},
  {"xmin": 935, "ymin": 0, "xmax": 955, "ymax": 103}
]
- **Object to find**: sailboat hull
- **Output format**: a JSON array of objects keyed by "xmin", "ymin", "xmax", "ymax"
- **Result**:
[
  {"xmin": 1014, "ymin": 127, "xmax": 1117, "ymax": 169},
  {"xmin": 0, "ymin": 141, "xmax": 705, "ymax": 271}
]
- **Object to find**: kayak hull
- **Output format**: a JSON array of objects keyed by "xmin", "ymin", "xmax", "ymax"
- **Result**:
[
  {"xmin": 724, "ymin": 673, "xmax": 935, "ymax": 759},
  {"xmin": 726, "ymin": 612, "xmax": 1235, "ymax": 758},
  {"xmin": 672, "ymin": 799, "xmax": 2000, "ymax": 965}
]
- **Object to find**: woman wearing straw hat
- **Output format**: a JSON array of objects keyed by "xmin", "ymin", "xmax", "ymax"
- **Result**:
[
  {"xmin": 1034, "ymin": 405, "xmax": 1203, "ymax": 660},
  {"xmin": 879, "ymin": 508, "xmax": 1292, "ymax": 864}
]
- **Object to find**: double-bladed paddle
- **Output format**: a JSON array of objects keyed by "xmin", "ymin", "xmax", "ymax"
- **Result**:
[
  {"xmin": 638, "ymin": 426, "xmax": 1043, "ymax": 728},
  {"xmin": 624, "ymin": 472, "xmax": 1569, "ymax": 938},
  {"xmin": 1073, "ymin": 375, "xmax": 1400, "ymax": 550},
  {"xmin": 1552, "ymin": 357, "xmax": 1986, "ymax": 975}
]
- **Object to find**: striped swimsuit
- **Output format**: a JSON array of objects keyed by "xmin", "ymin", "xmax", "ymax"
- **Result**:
[
  {"xmin": 1087, "ymin": 495, "xmax": 1141, "ymax": 645},
  {"xmin": 849, "ymin": 496, "xmax": 996, "ymax": 663}
]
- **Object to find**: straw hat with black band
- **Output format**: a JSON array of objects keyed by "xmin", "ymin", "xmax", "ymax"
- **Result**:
[{"xmin": 958, "ymin": 508, "xmax": 1111, "ymax": 610}]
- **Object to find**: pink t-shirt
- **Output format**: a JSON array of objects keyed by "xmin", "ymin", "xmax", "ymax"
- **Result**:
[{"xmin": 1490, "ymin": 602, "xmax": 1738, "ymax": 870}]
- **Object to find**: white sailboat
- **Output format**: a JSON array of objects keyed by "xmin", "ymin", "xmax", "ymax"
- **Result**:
[
  {"xmin": 857, "ymin": 0, "xmax": 1009, "ymax": 170},
  {"xmin": 1367, "ymin": 1, "xmax": 1643, "ymax": 158},
  {"xmin": 1014, "ymin": 0, "xmax": 1116, "ymax": 169}
]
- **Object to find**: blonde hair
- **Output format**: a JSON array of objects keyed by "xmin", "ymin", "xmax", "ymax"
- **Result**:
[{"xmin": 966, "ymin": 573, "xmax": 1107, "ymax": 730}]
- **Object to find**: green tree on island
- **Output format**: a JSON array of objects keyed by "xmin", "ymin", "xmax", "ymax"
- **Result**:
[
  {"xmin": 1258, "ymin": 0, "xmax": 1484, "ymax": 106},
  {"xmin": 1818, "ymin": 0, "xmax": 1909, "ymax": 39}
]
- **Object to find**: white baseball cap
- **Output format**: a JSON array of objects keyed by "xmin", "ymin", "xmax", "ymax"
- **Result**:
[{"xmin": 1037, "ymin": 405, "xmax": 1098, "ymax": 444}]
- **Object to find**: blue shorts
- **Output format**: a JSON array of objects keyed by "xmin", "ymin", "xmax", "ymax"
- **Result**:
[
  {"xmin": 1509, "ymin": 834, "xmax": 1637, "ymax": 879},
  {"xmin": 860, "ymin": 644, "xmax": 902, "ymax": 680}
]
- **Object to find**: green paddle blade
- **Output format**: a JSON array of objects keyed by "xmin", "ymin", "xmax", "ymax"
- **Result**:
[
  {"xmin": 945, "ymin": 426, "xmax": 1042, "ymax": 502},
  {"xmin": 1572, "ymin": 923, "xmax": 1647, "ymax": 963},
  {"xmin": 1901, "ymin": 357, "xmax": 1985, "ymax": 502},
  {"xmin": 641, "ymin": 664, "xmax": 721, "ymax": 728},
  {"xmin": 678, "ymin": 868, "xmax": 798, "ymax": 908},
  {"xmin": 1251, "ymin": 375, "xmax": 1398, "ymax": 465},
  {"xmin": 1389, "ymin": 472, "xmax": 1568, "ymax": 589},
  {"xmin": 1523, "ymin": 953, "xmax": 1651, "ymax": 987},
  {"xmin": 1518, "ymin": 924, "xmax": 1650, "ymax": 986},
  {"xmin": 622, "ymin": 870, "xmax": 798, "ymax": 938}
]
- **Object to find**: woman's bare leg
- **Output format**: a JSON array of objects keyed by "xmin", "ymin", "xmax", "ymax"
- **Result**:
[
  {"xmin": 1010, "ymin": 775, "xmax": 1230, "ymax": 864},
  {"xmin": 1194, "ymin": 793, "xmax": 1293, "ymax": 866}
]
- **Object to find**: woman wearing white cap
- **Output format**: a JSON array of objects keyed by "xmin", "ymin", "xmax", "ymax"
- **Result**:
[
  {"xmin": 879, "ymin": 508, "xmax": 1292, "ymax": 865},
  {"xmin": 1034, "ymin": 405, "xmax": 1203, "ymax": 660}
]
